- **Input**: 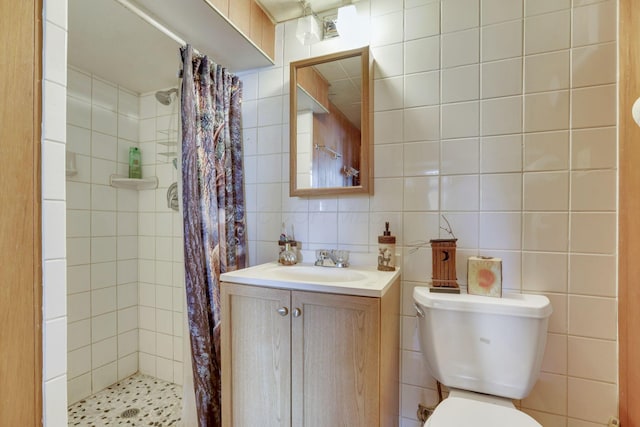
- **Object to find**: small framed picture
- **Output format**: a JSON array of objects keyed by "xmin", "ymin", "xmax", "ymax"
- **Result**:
[{"xmin": 467, "ymin": 256, "xmax": 502, "ymax": 297}]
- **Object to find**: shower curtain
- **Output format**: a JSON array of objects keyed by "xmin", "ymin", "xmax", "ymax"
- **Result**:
[{"xmin": 180, "ymin": 44, "xmax": 248, "ymax": 427}]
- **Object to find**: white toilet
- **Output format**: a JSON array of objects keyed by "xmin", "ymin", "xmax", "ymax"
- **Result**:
[{"xmin": 413, "ymin": 288, "xmax": 553, "ymax": 427}]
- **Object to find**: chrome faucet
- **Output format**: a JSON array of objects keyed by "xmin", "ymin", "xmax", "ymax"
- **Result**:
[{"xmin": 314, "ymin": 249, "xmax": 350, "ymax": 268}]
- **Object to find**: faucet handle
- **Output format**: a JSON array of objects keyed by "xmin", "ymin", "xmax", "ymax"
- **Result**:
[{"xmin": 315, "ymin": 249, "xmax": 330, "ymax": 266}]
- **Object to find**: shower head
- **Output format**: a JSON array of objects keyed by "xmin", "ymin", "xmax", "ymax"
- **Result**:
[{"xmin": 155, "ymin": 88, "xmax": 178, "ymax": 105}]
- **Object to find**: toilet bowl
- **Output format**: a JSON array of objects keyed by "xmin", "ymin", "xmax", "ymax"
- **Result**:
[
  {"xmin": 424, "ymin": 389, "xmax": 540, "ymax": 427},
  {"xmin": 413, "ymin": 288, "xmax": 552, "ymax": 427}
]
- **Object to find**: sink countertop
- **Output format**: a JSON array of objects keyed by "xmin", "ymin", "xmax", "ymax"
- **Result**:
[{"xmin": 220, "ymin": 262, "xmax": 401, "ymax": 297}]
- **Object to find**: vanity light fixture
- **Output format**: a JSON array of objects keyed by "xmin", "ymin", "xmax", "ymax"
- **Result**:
[
  {"xmin": 296, "ymin": 1, "xmax": 321, "ymax": 45},
  {"xmin": 336, "ymin": 4, "xmax": 357, "ymax": 36}
]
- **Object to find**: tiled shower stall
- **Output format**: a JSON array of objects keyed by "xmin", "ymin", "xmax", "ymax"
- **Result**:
[{"xmin": 65, "ymin": 66, "xmax": 184, "ymax": 404}]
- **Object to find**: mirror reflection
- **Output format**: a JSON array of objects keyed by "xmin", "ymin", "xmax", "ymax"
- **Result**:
[{"xmin": 290, "ymin": 47, "xmax": 371, "ymax": 196}]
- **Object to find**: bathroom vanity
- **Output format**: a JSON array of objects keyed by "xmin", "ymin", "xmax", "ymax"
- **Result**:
[{"xmin": 220, "ymin": 262, "xmax": 400, "ymax": 427}]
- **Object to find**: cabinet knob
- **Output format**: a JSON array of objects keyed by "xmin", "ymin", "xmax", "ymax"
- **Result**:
[
  {"xmin": 293, "ymin": 308, "xmax": 302, "ymax": 318},
  {"xmin": 277, "ymin": 307, "xmax": 289, "ymax": 316}
]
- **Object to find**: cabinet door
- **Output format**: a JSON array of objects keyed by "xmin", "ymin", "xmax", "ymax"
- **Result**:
[
  {"xmin": 221, "ymin": 283, "xmax": 291, "ymax": 427},
  {"xmin": 291, "ymin": 291, "xmax": 380, "ymax": 427}
]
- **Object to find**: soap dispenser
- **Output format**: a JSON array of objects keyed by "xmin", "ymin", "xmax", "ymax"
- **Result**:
[{"xmin": 377, "ymin": 222, "xmax": 396, "ymax": 271}]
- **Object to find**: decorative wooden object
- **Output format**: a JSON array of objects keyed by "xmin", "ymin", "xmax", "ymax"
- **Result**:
[{"xmin": 430, "ymin": 239, "xmax": 459, "ymax": 294}]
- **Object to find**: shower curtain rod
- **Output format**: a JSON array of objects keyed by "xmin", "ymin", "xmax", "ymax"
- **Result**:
[{"xmin": 115, "ymin": 0, "xmax": 199, "ymax": 53}]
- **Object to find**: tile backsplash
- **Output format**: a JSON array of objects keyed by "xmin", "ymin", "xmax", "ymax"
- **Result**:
[{"xmin": 239, "ymin": 0, "xmax": 618, "ymax": 425}]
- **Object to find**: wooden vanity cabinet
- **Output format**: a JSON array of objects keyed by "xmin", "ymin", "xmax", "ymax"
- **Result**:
[{"xmin": 220, "ymin": 279, "xmax": 400, "ymax": 427}]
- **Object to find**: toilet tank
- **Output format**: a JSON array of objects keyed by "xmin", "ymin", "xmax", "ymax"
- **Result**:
[{"xmin": 413, "ymin": 288, "xmax": 552, "ymax": 400}]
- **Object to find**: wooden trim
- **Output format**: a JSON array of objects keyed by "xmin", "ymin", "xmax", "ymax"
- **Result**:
[
  {"xmin": 289, "ymin": 46, "xmax": 373, "ymax": 197},
  {"xmin": 379, "ymin": 278, "xmax": 400, "ymax": 427},
  {"xmin": 0, "ymin": 0, "xmax": 43, "ymax": 424},
  {"xmin": 619, "ymin": 0, "xmax": 639, "ymax": 424}
]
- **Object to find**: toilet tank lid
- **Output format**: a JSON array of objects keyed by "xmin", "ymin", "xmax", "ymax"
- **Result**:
[{"xmin": 413, "ymin": 288, "xmax": 552, "ymax": 319}]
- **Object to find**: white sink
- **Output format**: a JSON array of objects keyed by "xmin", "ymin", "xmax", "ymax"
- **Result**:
[
  {"xmin": 220, "ymin": 262, "xmax": 400, "ymax": 297},
  {"xmin": 275, "ymin": 265, "xmax": 367, "ymax": 283}
]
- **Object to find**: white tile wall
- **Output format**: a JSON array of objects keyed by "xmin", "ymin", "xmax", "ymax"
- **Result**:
[
  {"xmin": 43, "ymin": 0, "xmax": 69, "ymax": 425},
  {"xmin": 65, "ymin": 68, "xmax": 141, "ymax": 404},
  {"xmin": 136, "ymin": 91, "xmax": 186, "ymax": 385},
  {"xmin": 238, "ymin": 1, "xmax": 619, "ymax": 424}
]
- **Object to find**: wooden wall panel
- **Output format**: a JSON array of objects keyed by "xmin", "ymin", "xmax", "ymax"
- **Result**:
[
  {"xmin": 619, "ymin": 0, "xmax": 640, "ymax": 425},
  {"xmin": 209, "ymin": 0, "xmax": 228, "ymax": 17},
  {"xmin": 0, "ymin": 0, "xmax": 42, "ymax": 425},
  {"xmin": 228, "ymin": 0, "xmax": 251, "ymax": 37}
]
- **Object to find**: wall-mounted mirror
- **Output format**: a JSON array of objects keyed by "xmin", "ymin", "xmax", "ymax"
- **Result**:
[{"xmin": 290, "ymin": 46, "xmax": 372, "ymax": 197}]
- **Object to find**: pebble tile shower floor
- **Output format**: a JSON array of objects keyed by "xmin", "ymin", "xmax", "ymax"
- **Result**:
[{"xmin": 67, "ymin": 374, "xmax": 182, "ymax": 426}]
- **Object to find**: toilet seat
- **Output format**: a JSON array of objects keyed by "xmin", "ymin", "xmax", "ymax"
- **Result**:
[{"xmin": 424, "ymin": 390, "xmax": 541, "ymax": 427}]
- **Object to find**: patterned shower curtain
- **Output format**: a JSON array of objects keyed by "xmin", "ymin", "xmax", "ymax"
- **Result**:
[{"xmin": 180, "ymin": 45, "xmax": 248, "ymax": 427}]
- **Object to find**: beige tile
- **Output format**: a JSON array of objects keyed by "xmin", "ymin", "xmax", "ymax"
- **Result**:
[
  {"xmin": 572, "ymin": 42, "xmax": 616, "ymax": 88},
  {"xmin": 405, "ymin": 36, "xmax": 440, "ymax": 74},
  {"xmin": 375, "ymin": 110, "xmax": 404, "ymax": 144},
  {"xmin": 570, "ymin": 170, "xmax": 616, "ymax": 211},
  {"xmin": 441, "ymin": 138, "xmax": 479, "ymax": 174},
  {"xmin": 525, "ymin": 0, "xmax": 570, "ymax": 16},
  {"xmin": 439, "ymin": 212, "xmax": 479, "ymax": 249},
  {"xmin": 441, "ymin": 175, "xmax": 479, "ymax": 211},
  {"xmin": 524, "ymin": 10, "xmax": 570, "ymax": 55},
  {"xmin": 523, "ymin": 131, "xmax": 569, "ymax": 172},
  {"xmin": 480, "ymin": 173, "xmax": 522, "ymax": 211},
  {"xmin": 541, "ymin": 333, "xmax": 568, "ymax": 375},
  {"xmin": 572, "ymin": 85, "xmax": 616, "ymax": 129},
  {"xmin": 403, "ymin": 176, "xmax": 440, "ymax": 211},
  {"xmin": 568, "ymin": 295, "xmax": 617, "ymax": 340},
  {"xmin": 402, "ymin": 246, "xmax": 433, "ymax": 283},
  {"xmin": 522, "ymin": 252, "xmax": 568, "ymax": 293},
  {"xmin": 521, "ymin": 372, "xmax": 567, "ymax": 415},
  {"xmin": 523, "ymin": 213, "xmax": 569, "ymax": 252},
  {"xmin": 524, "ymin": 91, "xmax": 570, "ymax": 132},
  {"xmin": 572, "ymin": 0, "xmax": 616, "ymax": 47},
  {"xmin": 442, "ymin": 64, "xmax": 479, "ymax": 103},
  {"xmin": 481, "ymin": 96, "xmax": 522, "ymax": 136},
  {"xmin": 401, "ymin": 350, "xmax": 439, "ymax": 388},
  {"xmin": 570, "ymin": 213, "xmax": 616, "ymax": 254},
  {"xmin": 404, "ymin": 106, "xmax": 440, "ymax": 142},
  {"xmin": 403, "ymin": 141, "xmax": 440, "ymax": 176},
  {"xmin": 405, "ymin": 3, "xmax": 440, "ymax": 41},
  {"xmin": 442, "ymin": 101, "xmax": 479, "ymax": 139},
  {"xmin": 522, "ymin": 408, "xmax": 568, "ymax": 427},
  {"xmin": 400, "ymin": 384, "xmax": 440, "ymax": 420},
  {"xmin": 545, "ymin": 293, "xmax": 568, "ymax": 334},
  {"xmin": 479, "ymin": 212, "xmax": 522, "ymax": 250},
  {"xmin": 569, "ymin": 254, "xmax": 616, "ymax": 297},
  {"xmin": 481, "ymin": 58, "xmax": 522, "ymax": 98},
  {"xmin": 567, "ymin": 418, "xmax": 603, "ymax": 427},
  {"xmin": 372, "ymin": 43, "xmax": 404, "ymax": 79},
  {"xmin": 374, "ymin": 76, "xmax": 404, "ymax": 111},
  {"xmin": 571, "ymin": 127, "xmax": 616, "ymax": 170},
  {"xmin": 375, "ymin": 144, "xmax": 404, "ymax": 178},
  {"xmin": 568, "ymin": 336, "xmax": 617, "ymax": 383},
  {"xmin": 567, "ymin": 377, "xmax": 617, "ymax": 424},
  {"xmin": 441, "ymin": 0, "xmax": 479, "ymax": 33},
  {"xmin": 401, "ymin": 315, "xmax": 421, "ymax": 352},
  {"xmin": 404, "ymin": 71, "xmax": 440, "ymax": 107},
  {"xmin": 523, "ymin": 172, "xmax": 569, "ymax": 211},
  {"xmin": 442, "ymin": 28, "xmax": 480, "ymax": 68},
  {"xmin": 482, "ymin": 20, "xmax": 522, "ymax": 61},
  {"xmin": 480, "ymin": 135, "xmax": 522, "ymax": 173},
  {"xmin": 371, "ymin": 11, "xmax": 404, "ymax": 47},
  {"xmin": 525, "ymin": 50, "xmax": 570, "ymax": 93},
  {"xmin": 481, "ymin": 0, "xmax": 522, "ymax": 25},
  {"xmin": 370, "ymin": 178, "xmax": 403, "ymax": 212}
]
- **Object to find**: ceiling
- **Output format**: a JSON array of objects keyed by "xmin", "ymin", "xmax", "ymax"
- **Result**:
[{"xmin": 68, "ymin": 0, "xmax": 349, "ymax": 94}]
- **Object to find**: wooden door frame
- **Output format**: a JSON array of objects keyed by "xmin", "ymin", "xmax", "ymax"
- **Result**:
[
  {"xmin": 0, "ymin": 0, "xmax": 43, "ymax": 425},
  {"xmin": 619, "ymin": 0, "xmax": 639, "ymax": 425}
]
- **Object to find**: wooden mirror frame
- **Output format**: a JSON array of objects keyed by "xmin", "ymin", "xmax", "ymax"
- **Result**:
[{"xmin": 289, "ymin": 46, "xmax": 373, "ymax": 197}]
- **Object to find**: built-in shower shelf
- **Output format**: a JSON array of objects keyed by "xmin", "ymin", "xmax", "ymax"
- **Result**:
[
  {"xmin": 158, "ymin": 151, "xmax": 178, "ymax": 158},
  {"xmin": 157, "ymin": 140, "xmax": 177, "ymax": 147},
  {"xmin": 109, "ymin": 175, "xmax": 158, "ymax": 190}
]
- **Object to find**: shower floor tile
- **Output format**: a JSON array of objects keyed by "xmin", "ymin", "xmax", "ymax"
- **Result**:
[{"xmin": 67, "ymin": 373, "xmax": 182, "ymax": 426}]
